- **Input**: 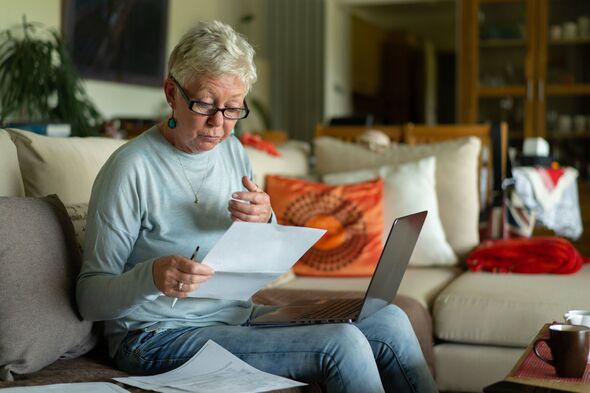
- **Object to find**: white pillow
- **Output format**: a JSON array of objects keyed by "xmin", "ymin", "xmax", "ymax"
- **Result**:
[
  {"xmin": 324, "ymin": 157, "xmax": 457, "ymax": 266},
  {"xmin": 315, "ymin": 136, "xmax": 481, "ymax": 260}
]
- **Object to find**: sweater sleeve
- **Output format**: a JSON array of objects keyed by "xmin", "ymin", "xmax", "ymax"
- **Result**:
[{"xmin": 76, "ymin": 153, "xmax": 161, "ymax": 321}]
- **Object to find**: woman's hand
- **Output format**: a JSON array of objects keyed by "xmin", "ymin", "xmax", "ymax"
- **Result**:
[
  {"xmin": 228, "ymin": 176, "xmax": 272, "ymax": 223},
  {"xmin": 152, "ymin": 256, "xmax": 214, "ymax": 298}
]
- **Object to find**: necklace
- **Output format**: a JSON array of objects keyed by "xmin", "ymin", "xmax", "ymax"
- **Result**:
[{"xmin": 175, "ymin": 152, "xmax": 212, "ymax": 204}]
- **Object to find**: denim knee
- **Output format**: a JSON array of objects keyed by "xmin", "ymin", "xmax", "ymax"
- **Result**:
[
  {"xmin": 326, "ymin": 323, "xmax": 374, "ymax": 358},
  {"xmin": 361, "ymin": 305, "xmax": 414, "ymax": 335}
]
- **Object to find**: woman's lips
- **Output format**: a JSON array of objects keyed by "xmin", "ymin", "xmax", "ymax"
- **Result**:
[{"xmin": 199, "ymin": 135, "xmax": 219, "ymax": 141}]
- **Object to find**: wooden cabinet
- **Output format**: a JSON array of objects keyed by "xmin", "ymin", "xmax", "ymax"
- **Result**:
[{"xmin": 459, "ymin": 0, "xmax": 590, "ymax": 180}]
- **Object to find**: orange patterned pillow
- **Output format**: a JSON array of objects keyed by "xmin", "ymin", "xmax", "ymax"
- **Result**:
[{"xmin": 265, "ymin": 175, "xmax": 384, "ymax": 277}]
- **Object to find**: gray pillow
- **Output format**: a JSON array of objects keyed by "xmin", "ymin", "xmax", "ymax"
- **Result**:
[{"xmin": 0, "ymin": 195, "xmax": 95, "ymax": 381}]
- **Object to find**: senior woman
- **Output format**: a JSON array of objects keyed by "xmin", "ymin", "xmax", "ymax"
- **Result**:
[{"xmin": 76, "ymin": 20, "xmax": 438, "ymax": 393}]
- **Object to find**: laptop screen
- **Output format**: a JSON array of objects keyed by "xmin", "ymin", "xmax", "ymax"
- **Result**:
[{"xmin": 358, "ymin": 211, "xmax": 427, "ymax": 320}]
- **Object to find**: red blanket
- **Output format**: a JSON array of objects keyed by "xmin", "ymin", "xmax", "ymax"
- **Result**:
[{"xmin": 467, "ymin": 237, "xmax": 590, "ymax": 274}]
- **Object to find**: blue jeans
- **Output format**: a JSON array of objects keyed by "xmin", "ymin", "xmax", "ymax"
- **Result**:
[{"xmin": 113, "ymin": 304, "xmax": 438, "ymax": 393}]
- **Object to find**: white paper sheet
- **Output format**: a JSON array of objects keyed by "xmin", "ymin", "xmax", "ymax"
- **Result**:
[
  {"xmin": 190, "ymin": 222, "xmax": 325, "ymax": 300},
  {"xmin": 114, "ymin": 339, "xmax": 306, "ymax": 393},
  {"xmin": 0, "ymin": 382, "xmax": 130, "ymax": 392}
]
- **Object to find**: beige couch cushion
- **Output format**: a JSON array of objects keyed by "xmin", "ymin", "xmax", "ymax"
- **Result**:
[
  {"xmin": 245, "ymin": 140, "xmax": 310, "ymax": 190},
  {"xmin": 0, "ymin": 129, "xmax": 25, "ymax": 197},
  {"xmin": 0, "ymin": 195, "xmax": 95, "ymax": 381},
  {"xmin": 278, "ymin": 266, "xmax": 462, "ymax": 309},
  {"xmin": 434, "ymin": 343, "xmax": 524, "ymax": 393},
  {"xmin": 314, "ymin": 137, "xmax": 481, "ymax": 260},
  {"xmin": 7, "ymin": 129, "xmax": 126, "ymax": 204},
  {"xmin": 433, "ymin": 264, "xmax": 590, "ymax": 347}
]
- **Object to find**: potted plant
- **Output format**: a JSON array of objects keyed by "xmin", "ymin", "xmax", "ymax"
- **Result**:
[{"xmin": 0, "ymin": 16, "xmax": 102, "ymax": 136}]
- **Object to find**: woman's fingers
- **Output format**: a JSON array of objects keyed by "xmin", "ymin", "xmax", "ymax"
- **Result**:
[{"xmin": 153, "ymin": 256, "xmax": 214, "ymax": 297}]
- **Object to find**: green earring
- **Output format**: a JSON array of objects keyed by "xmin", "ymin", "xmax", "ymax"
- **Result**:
[{"xmin": 167, "ymin": 109, "xmax": 177, "ymax": 129}]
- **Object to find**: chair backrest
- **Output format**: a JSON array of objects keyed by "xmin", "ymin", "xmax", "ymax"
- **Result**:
[
  {"xmin": 315, "ymin": 124, "xmax": 403, "ymax": 143},
  {"xmin": 314, "ymin": 122, "xmax": 508, "ymax": 208}
]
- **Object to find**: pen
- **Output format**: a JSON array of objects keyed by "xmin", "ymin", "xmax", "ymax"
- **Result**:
[{"xmin": 171, "ymin": 245, "xmax": 199, "ymax": 308}]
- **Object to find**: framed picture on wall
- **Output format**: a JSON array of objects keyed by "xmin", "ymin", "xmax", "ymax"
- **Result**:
[{"xmin": 63, "ymin": 0, "xmax": 168, "ymax": 87}]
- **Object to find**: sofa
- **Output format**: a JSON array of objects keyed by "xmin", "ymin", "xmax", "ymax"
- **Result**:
[
  {"xmin": 1, "ymin": 126, "xmax": 589, "ymax": 393},
  {"xmin": 0, "ymin": 128, "xmax": 430, "ymax": 393}
]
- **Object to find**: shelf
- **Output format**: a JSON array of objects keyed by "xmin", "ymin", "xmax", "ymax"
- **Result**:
[
  {"xmin": 478, "ymin": 85, "xmax": 526, "ymax": 96},
  {"xmin": 546, "ymin": 84, "xmax": 590, "ymax": 96},
  {"xmin": 460, "ymin": 0, "xmax": 590, "ymax": 146},
  {"xmin": 549, "ymin": 37, "xmax": 590, "ymax": 46},
  {"xmin": 480, "ymin": 38, "xmax": 527, "ymax": 47},
  {"xmin": 546, "ymin": 132, "xmax": 590, "ymax": 140},
  {"xmin": 479, "ymin": 0, "xmax": 524, "ymax": 4}
]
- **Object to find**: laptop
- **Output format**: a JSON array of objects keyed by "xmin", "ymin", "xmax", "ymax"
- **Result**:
[{"xmin": 249, "ymin": 210, "xmax": 427, "ymax": 326}]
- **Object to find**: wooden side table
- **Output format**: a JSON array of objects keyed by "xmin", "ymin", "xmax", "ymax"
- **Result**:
[
  {"xmin": 484, "ymin": 324, "xmax": 590, "ymax": 393},
  {"xmin": 484, "ymin": 380, "xmax": 574, "ymax": 392}
]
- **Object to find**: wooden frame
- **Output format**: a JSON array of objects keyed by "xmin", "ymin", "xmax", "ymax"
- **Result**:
[{"xmin": 314, "ymin": 124, "xmax": 403, "ymax": 143}]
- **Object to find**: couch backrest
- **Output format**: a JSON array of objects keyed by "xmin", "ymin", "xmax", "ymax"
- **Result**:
[
  {"xmin": 6, "ymin": 129, "xmax": 127, "ymax": 205},
  {"xmin": 314, "ymin": 122, "xmax": 508, "ymax": 209},
  {"xmin": 0, "ymin": 129, "xmax": 25, "ymax": 197},
  {"xmin": 312, "ymin": 123, "xmax": 510, "ymax": 262},
  {"xmin": 404, "ymin": 123, "xmax": 508, "ymax": 208},
  {"xmin": 3, "ymin": 128, "xmax": 310, "ymax": 206}
]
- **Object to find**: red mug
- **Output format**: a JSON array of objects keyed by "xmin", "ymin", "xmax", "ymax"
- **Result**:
[{"xmin": 533, "ymin": 324, "xmax": 590, "ymax": 378}]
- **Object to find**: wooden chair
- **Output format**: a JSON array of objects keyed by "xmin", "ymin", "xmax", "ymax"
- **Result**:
[
  {"xmin": 252, "ymin": 130, "xmax": 288, "ymax": 145},
  {"xmin": 314, "ymin": 124, "xmax": 403, "ymax": 143}
]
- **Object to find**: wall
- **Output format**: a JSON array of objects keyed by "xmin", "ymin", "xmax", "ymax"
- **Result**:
[
  {"xmin": 350, "ymin": 1, "xmax": 456, "ymax": 52},
  {"xmin": 346, "ymin": 0, "xmax": 456, "ymax": 123},
  {"xmin": 0, "ymin": 0, "xmax": 269, "ymax": 131},
  {"xmin": 324, "ymin": 0, "xmax": 353, "ymax": 122}
]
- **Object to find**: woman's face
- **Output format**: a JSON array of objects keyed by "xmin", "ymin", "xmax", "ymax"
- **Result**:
[{"xmin": 164, "ymin": 74, "xmax": 246, "ymax": 152}]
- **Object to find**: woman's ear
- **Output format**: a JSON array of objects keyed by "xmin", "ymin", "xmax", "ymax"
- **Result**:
[{"xmin": 163, "ymin": 78, "xmax": 176, "ymax": 107}]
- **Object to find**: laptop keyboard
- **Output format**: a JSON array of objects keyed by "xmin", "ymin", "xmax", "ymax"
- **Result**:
[{"xmin": 298, "ymin": 298, "xmax": 363, "ymax": 320}]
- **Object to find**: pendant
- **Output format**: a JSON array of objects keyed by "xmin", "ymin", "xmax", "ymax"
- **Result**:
[{"xmin": 194, "ymin": 194, "xmax": 199, "ymax": 204}]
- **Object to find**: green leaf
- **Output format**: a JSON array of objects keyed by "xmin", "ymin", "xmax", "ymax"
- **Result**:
[{"xmin": 0, "ymin": 17, "xmax": 102, "ymax": 135}]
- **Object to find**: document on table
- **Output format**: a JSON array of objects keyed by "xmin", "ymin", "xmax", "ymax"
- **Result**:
[
  {"xmin": 0, "ymin": 382, "xmax": 130, "ymax": 392},
  {"xmin": 190, "ymin": 222, "xmax": 326, "ymax": 300},
  {"xmin": 114, "ymin": 339, "xmax": 307, "ymax": 393}
]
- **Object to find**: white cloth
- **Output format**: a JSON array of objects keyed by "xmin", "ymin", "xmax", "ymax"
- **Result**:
[
  {"xmin": 512, "ymin": 167, "xmax": 582, "ymax": 239},
  {"xmin": 513, "ymin": 166, "xmax": 578, "ymax": 210}
]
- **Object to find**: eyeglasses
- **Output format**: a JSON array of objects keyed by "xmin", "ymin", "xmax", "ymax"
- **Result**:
[{"xmin": 170, "ymin": 76, "xmax": 249, "ymax": 120}]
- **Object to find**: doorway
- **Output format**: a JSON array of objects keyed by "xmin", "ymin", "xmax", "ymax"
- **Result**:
[{"xmin": 348, "ymin": 0, "xmax": 457, "ymax": 125}]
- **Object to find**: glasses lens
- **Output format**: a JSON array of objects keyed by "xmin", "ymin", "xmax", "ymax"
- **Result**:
[
  {"xmin": 189, "ymin": 101, "xmax": 249, "ymax": 120},
  {"xmin": 223, "ymin": 108, "xmax": 249, "ymax": 120},
  {"xmin": 190, "ymin": 102, "xmax": 216, "ymax": 115}
]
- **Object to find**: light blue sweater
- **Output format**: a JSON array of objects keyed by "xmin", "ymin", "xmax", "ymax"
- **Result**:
[{"xmin": 77, "ymin": 127, "xmax": 257, "ymax": 357}]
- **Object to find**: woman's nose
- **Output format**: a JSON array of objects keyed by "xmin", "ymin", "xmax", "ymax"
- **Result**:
[{"xmin": 207, "ymin": 110, "xmax": 224, "ymax": 126}]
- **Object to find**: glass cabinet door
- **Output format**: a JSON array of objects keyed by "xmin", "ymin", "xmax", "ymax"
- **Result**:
[
  {"xmin": 477, "ymin": 0, "xmax": 534, "ymax": 147},
  {"xmin": 540, "ymin": 0, "xmax": 590, "ymax": 179}
]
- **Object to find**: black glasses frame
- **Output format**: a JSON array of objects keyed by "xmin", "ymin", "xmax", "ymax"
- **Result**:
[{"xmin": 170, "ymin": 76, "xmax": 249, "ymax": 120}]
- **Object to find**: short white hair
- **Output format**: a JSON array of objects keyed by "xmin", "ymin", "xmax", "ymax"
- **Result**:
[{"xmin": 168, "ymin": 20, "xmax": 257, "ymax": 93}]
